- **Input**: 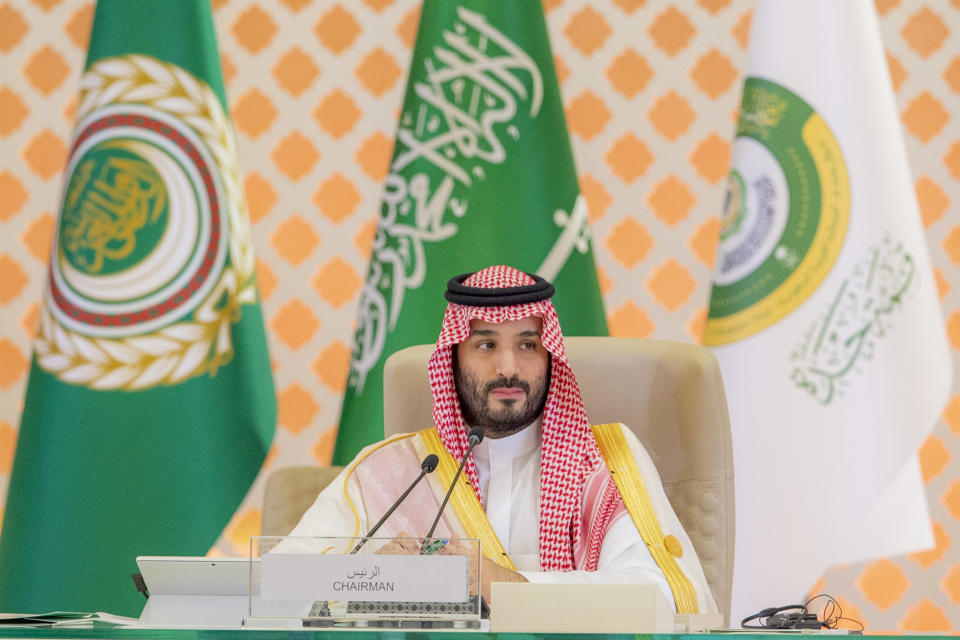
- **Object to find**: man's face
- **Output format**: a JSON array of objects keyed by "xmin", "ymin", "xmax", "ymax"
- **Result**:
[{"xmin": 453, "ymin": 316, "xmax": 550, "ymax": 439}]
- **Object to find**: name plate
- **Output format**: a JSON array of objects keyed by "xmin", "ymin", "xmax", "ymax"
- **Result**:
[{"xmin": 261, "ymin": 553, "xmax": 468, "ymax": 603}]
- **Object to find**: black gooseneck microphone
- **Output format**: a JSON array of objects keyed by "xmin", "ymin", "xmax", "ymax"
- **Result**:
[
  {"xmin": 350, "ymin": 453, "xmax": 439, "ymax": 554},
  {"xmin": 423, "ymin": 426, "xmax": 484, "ymax": 542}
]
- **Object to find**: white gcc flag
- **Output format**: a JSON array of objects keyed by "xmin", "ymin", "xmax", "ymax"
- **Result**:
[{"xmin": 704, "ymin": 0, "xmax": 952, "ymax": 622}]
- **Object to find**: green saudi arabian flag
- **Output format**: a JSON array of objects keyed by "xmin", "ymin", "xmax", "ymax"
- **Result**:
[
  {"xmin": 0, "ymin": 0, "xmax": 275, "ymax": 616},
  {"xmin": 333, "ymin": 0, "xmax": 607, "ymax": 464}
]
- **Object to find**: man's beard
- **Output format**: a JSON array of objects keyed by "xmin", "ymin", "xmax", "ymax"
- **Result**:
[{"xmin": 453, "ymin": 355, "xmax": 550, "ymax": 437}]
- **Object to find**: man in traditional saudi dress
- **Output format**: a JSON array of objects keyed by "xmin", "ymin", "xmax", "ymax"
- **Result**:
[{"xmin": 289, "ymin": 265, "xmax": 716, "ymax": 614}]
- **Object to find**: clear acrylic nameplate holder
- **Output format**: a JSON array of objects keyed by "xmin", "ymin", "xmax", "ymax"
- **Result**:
[{"xmin": 248, "ymin": 536, "xmax": 481, "ymax": 629}]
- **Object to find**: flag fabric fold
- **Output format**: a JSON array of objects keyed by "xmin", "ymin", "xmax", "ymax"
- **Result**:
[
  {"xmin": 0, "ymin": 0, "xmax": 275, "ymax": 616},
  {"xmin": 704, "ymin": 0, "xmax": 952, "ymax": 619},
  {"xmin": 333, "ymin": 0, "xmax": 607, "ymax": 464}
]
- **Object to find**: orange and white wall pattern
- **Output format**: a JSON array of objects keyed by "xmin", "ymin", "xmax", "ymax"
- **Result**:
[{"xmin": 1, "ymin": 0, "xmax": 959, "ymax": 630}]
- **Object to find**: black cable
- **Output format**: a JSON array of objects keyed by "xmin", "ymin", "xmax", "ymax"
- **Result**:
[
  {"xmin": 741, "ymin": 604, "xmax": 807, "ymax": 629},
  {"xmin": 804, "ymin": 593, "xmax": 864, "ymax": 632},
  {"xmin": 741, "ymin": 593, "xmax": 864, "ymax": 631}
]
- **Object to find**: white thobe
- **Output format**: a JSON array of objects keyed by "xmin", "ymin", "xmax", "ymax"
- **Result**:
[
  {"xmin": 288, "ymin": 423, "xmax": 718, "ymax": 613},
  {"xmin": 470, "ymin": 422, "xmax": 676, "ymax": 609}
]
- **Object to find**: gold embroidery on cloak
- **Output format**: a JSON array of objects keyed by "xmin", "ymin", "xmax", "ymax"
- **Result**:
[
  {"xmin": 592, "ymin": 423, "xmax": 699, "ymax": 614},
  {"xmin": 418, "ymin": 428, "xmax": 516, "ymax": 571}
]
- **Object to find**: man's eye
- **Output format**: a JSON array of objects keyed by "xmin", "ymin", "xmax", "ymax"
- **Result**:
[
  {"xmin": 521, "ymin": 341, "xmax": 538, "ymax": 350},
  {"xmin": 477, "ymin": 341, "xmax": 494, "ymax": 350}
]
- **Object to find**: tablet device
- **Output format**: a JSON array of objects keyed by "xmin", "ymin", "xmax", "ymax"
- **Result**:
[{"xmin": 136, "ymin": 556, "xmax": 256, "ymax": 596}]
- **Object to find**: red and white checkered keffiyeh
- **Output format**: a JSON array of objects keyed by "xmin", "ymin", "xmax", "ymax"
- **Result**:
[{"xmin": 428, "ymin": 265, "xmax": 602, "ymax": 571}]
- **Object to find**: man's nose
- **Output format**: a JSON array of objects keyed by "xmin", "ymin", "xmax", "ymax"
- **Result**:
[{"xmin": 495, "ymin": 350, "xmax": 519, "ymax": 379}]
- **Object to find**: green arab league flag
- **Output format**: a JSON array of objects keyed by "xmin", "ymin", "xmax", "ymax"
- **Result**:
[
  {"xmin": 0, "ymin": 0, "xmax": 275, "ymax": 616},
  {"xmin": 333, "ymin": 0, "xmax": 607, "ymax": 464}
]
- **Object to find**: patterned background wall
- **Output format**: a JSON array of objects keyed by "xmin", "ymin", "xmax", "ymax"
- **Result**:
[{"xmin": 1, "ymin": 0, "xmax": 959, "ymax": 630}]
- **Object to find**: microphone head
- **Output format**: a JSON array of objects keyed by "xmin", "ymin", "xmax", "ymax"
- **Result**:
[
  {"xmin": 467, "ymin": 426, "xmax": 484, "ymax": 446},
  {"xmin": 421, "ymin": 454, "xmax": 439, "ymax": 473}
]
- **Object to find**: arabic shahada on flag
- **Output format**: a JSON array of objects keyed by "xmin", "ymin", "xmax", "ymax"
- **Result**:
[
  {"xmin": 0, "ymin": 0, "xmax": 275, "ymax": 616},
  {"xmin": 704, "ymin": 0, "xmax": 952, "ymax": 620},
  {"xmin": 332, "ymin": 0, "xmax": 608, "ymax": 464}
]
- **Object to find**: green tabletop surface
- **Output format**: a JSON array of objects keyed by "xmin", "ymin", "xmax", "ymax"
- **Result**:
[{"xmin": 0, "ymin": 630, "xmax": 946, "ymax": 640}]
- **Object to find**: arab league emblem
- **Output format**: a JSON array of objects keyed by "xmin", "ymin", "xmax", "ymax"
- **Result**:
[{"xmin": 35, "ymin": 55, "xmax": 257, "ymax": 390}]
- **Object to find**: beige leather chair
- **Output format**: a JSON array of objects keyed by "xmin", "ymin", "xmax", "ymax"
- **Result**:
[
  {"xmin": 382, "ymin": 337, "xmax": 735, "ymax": 620},
  {"xmin": 261, "ymin": 464, "xmax": 343, "ymax": 537}
]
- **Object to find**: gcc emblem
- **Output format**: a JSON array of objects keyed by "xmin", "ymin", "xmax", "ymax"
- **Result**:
[{"xmin": 704, "ymin": 78, "xmax": 850, "ymax": 346}]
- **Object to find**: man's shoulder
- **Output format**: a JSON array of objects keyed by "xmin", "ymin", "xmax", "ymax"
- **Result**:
[
  {"xmin": 346, "ymin": 429, "xmax": 430, "ymax": 468},
  {"xmin": 589, "ymin": 422, "xmax": 635, "ymax": 443},
  {"xmin": 589, "ymin": 422, "xmax": 656, "ymax": 470}
]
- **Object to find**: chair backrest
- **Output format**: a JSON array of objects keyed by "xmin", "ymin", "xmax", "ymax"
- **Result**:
[
  {"xmin": 261, "ymin": 464, "xmax": 344, "ymax": 537},
  {"xmin": 382, "ymin": 336, "xmax": 735, "ymax": 620}
]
